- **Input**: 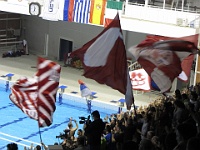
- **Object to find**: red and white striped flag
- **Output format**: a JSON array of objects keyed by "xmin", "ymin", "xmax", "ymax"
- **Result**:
[
  {"xmin": 10, "ymin": 57, "xmax": 61, "ymax": 127},
  {"xmin": 9, "ymin": 76, "xmax": 38, "ymax": 120}
]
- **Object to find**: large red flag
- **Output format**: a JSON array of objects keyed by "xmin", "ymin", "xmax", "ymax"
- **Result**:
[
  {"xmin": 129, "ymin": 39, "xmax": 199, "ymax": 93},
  {"xmin": 136, "ymin": 34, "xmax": 199, "ymax": 82},
  {"xmin": 71, "ymin": 13, "xmax": 134, "ymax": 109},
  {"xmin": 10, "ymin": 57, "xmax": 61, "ymax": 127}
]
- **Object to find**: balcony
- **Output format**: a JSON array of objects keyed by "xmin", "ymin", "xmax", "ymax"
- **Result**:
[{"xmin": 0, "ymin": 0, "xmax": 199, "ymax": 37}]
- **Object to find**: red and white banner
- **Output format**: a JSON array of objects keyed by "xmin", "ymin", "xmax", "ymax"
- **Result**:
[
  {"xmin": 71, "ymin": 13, "xmax": 134, "ymax": 110},
  {"xmin": 129, "ymin": 38, "xmax": 199, "ymax": 93},
  {"xmin": 129, "ymin": 69, "xmax": 151, "ymax": 91},
  {"xmin": 10, "ymin": 57, "xmax": 61, "ymax": 127}
]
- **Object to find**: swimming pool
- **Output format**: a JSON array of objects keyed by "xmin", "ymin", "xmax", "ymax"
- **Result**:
[{"xmin": 0, "ymin": 79, "xmax": 123, "ymax": 150}]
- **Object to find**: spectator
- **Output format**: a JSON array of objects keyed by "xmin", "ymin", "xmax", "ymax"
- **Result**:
[
  {"xmin": 189, "ymin": 91, "xmax": 200, "ymax": 112},
  {"xmin": 151, "ymin": 136, "xmax": 161, "ymax": 150},
  {"xmin": 67, "ymin": 118, "xmax": 79, "ymax": 141},
  {"xmin": 74, "ymin": 136, "xmax": 87, "ymax": 150},
  {"xmin": 139, "ymin": 138, "xmax": 154, "ymax": 150},
  {"xmin": 84, "ymin": 110, "xmax": 105, "ymax": 150},
  {"xmin": 7, "ymin": 143, "xmax": 18, "ymax": 150},
  {"xmin": 174, "ymin": 122, "xmax": 197, "ymax": 150},
  {"xmin": 186, "ymin": 137, "xmax": 200, "ymax": 150},
  {"xmin": 164, "ymin": 132, "xmax": 177, "ymax": 150},
  {"xmin": 77, "ymin": 129, "xmax": 84, "ymax": 138},
  {"xmin": 175, "ymin": 89, "xmax": 182, "ymax": 100},
  {"xmin": 172, "ymin": 100, "xmax": 189, "ymax": 128},
  {"xmin": 112, "ymin": 121, "xmax": 124, "ymax": 150},
  {"xmin": 139, "ymin": 113, "xmax": 152, "ymax": 140}
]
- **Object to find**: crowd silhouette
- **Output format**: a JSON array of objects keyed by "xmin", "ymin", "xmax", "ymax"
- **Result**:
[{"xmin": 6, "ymin": 83, "xmax": 200, "ymax": 150}]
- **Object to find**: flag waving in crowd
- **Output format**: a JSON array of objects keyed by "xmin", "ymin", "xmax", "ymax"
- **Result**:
[
  {"xmin": 9, "ymin": 57, "xmax": 61, "ymax": 127},
  {"xmin": 71, "ymin": 13, "xmax": 134, "ymax": 110},
  {"xmin": 78, "ymin": 79, "xmax": 92, "ymax": 98},
  {"xmin": 129, "ymin": 35, "xmax": 199, "ymax": 93}
]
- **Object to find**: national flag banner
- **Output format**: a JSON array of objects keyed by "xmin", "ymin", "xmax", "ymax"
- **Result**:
[
  {"xmin": 59, "ymin": 0, "xmax": 75, "ymax": 21},
  {"xmin": 43, "ymin": 0, "xmax": 60, "ymax": 21},
  {"xmin": 129, "ymin": 37, "xmax": 199, "ymax": 93},
  {"xmin": 37, "ymin": 57, "xmax": 61, "ymax": 127},
  {"xmin": 130, "ymin": 69, "xmax": 151, "ymax": 91},
  {"xmin": 71, "ymin": 13, "xmax": 134, "ymax": 109},
  {"xmin": 73, "ymin": 0, "xmax": 90, "ymax": 24},
  {"xmin": 89, "ymin": 0, "xmax": 106, "ymax": 25},
  {"xmin": 104, "ymin": 1, "xmax": 123, "ymax": 27},
  {"xmin": 78, "ymin": 79, "xmax": 92, "ymax": 97},
  {"xmin": 106, "ymin": 0, "xmax": 123, "ymax": 10},
  {"xmin": 10, "ymin": 57, "xmax": 61, "ymax": 127}
]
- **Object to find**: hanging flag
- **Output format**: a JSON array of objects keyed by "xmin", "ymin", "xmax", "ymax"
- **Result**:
[
  {"xmin": 78, "ymin": 79, "xmax": 92, "ymax": 97},
  {"xmin": 43, "ymin": 0, "xmax": 60, "ymax": 21},
  {"xmin": 59, "ymin": 0, "xmax": 75, "ymax": 21},
  {"xmin": 129, "ymin": 39, "xmax": 199, "ymax": 93},
  {"xmin": 130, "ymin": 69, "xmax": 151, "ymax": 91},
  {"xmin": 10, "ymin": 57, "xmax": 61, "ymax": 127},
  {"xmin": 73, "ymin": 0, "xmax": 90, "ymax": 24},
  {"xmin": 89, "ymin": 0, "xmax": 106, "ymax": 25},
  {"xmin": 104, "ymin": 0, "xmax": 123, "ymax": 27},
  {"xmin": 71, "ymin": 13, "xmax": 134, "ymax": 109}
]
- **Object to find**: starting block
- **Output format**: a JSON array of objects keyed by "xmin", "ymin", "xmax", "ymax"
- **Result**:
[
  {"xmin": 5, "ymin": 73, "xmax": 14, "ymax": 92},
  {"xmin": 6, "ymin": 73, "xmax": 14, "ymax": 81},
  {"xmin": 58, "ymin": 85, "xmax": 67, "ymax": 104},
  {"xmin": 59, "ymin": 85, "xmax": 67, "ymax": 93}
]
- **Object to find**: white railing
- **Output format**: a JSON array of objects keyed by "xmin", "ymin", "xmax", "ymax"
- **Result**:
[{"xmin": 124, "ymin": 3, "xmax": 200, "ymax": 28}]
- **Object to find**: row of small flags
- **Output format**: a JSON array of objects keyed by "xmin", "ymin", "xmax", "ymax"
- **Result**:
[
  {"xmin": 43, "ymin": 0, "xmax": 124, "ymax": 25},
  {"xmin": 5, "ymin": 0, "xmax": 123, "ymax": 26}
]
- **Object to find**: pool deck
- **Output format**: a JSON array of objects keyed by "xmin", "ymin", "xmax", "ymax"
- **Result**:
[{"xmin": 0, "ymin": 53, "xmax": 162, "ymax": 109}]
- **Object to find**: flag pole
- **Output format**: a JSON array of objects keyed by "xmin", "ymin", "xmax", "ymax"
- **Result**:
[
  {"xmin": 38, "ymin": 126, "xmax": 44, "ymax": 150},
  {"xmin": 37, "ymin": 98, "xmax": 44, "ymax": 150},
  {"xmin": 36, "ymin": 58, "xmax": 44, "ymax": 150},
  {"xmin": 193, "ymin": 33, "xmax": 200, "ymax": 85}
]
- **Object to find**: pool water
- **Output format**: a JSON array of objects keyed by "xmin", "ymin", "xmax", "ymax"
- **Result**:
[{"xmin": 0, "ymin": 86, "xmax": 117, "ymax": 150}]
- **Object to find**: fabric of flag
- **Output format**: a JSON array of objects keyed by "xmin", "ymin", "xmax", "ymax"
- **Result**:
[
  {"xmin": 78, "ymin": 79, "xmax": 92, "ymax": 97},
  {"xmin": 71, "ymin": 14, "xmax": 134, "ymax": 109},
  {"xmin": 89, "ymin": 0, "xmax": 106, "ymax": 25},
  {"xmin": 137, "ymin": 34, "xmax": 199, "ymax": 82},
  {"xmin": 63, "ymin": 0, "xmax": 75, "ymax": 21},
  {"xmin": 37, "ymin": 57, "xmax": 61, "ymax": 127},
  {"xmin": 9, "ymin": 76, "xmax": 38, "ymax": 120},
  {"xmin": 104, "ymin": 1, "xmax": 123, "ymax": 27},
  {"xmin": 43, "ymin": 0, "xmax": 60, "ymax": 21},
  {"xmin": 129, "ymin": 39, "xmax": 199, "ymax": 93},
  {"xmin": 129, "ymin": 69, "xmax": 151, "ymax": 91},
  {"xmin": 73, "ymin": 0, "xmax": 90, "ymax": 23},
  {"xmin": 9, "ymin": 57, "xmax": 61, "ymax": 127},
  {"xmin": 106, "ymin": 0, "xmax": 123, "ymax": 10}
]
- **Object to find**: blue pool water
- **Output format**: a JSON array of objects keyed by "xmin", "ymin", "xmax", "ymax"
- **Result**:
[{"xmin": 0, "ymin": 84, "xmax": 118, "ymax": 150}]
